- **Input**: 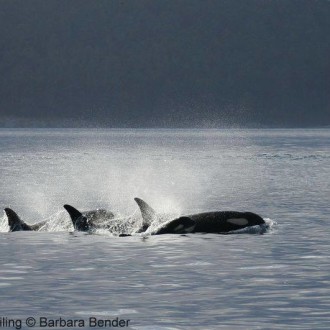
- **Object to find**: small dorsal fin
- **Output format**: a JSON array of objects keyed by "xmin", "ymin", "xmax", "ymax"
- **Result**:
[
  {"xmin": 134, "ymin": 198, "xmax": 158, "ymax": 232},
  {"xmin": 4, "ymin": 208, "xmax": 32, "ymax": 231}
]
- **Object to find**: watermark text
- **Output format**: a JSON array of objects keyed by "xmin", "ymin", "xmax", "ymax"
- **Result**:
[{"xmin": 0, "ymin": 316, "xmax": 131, "ymax": 329}]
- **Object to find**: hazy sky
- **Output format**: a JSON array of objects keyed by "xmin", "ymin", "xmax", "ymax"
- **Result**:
[{"xmin": 0, "ymin": 0, "xmax": 329, "ymax": 127}]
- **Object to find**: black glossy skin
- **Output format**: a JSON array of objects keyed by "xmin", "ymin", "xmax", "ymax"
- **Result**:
[
  {"xmin": 187, "ymin": 211, "xmax": 265, "ymax": 233},
  {"xmin": 4, "ymin": 208, "xmax": 47, "ymax": 232},
  {"xmin": 73, "ymin": 215, "xmax": 89, "ymax": 231},
  {"xmin": 152, "ymin": 211, "xmax": 265, "ymax": 234},
  {"xmin": 156, "ymin": 217, "xmax": 196, "ymax": 234}
]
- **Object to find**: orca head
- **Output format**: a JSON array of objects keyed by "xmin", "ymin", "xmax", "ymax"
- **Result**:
[
  {"xmin": 244, "ymin": 212, "xmax": 265, "ymax": 226},
  {"xmin": 63, "ymin": 204, "xmax": 89, "ymax": 231},
  {"xmin": 4, "ymin": 208, "xmax": 32, "ymax": 231}
]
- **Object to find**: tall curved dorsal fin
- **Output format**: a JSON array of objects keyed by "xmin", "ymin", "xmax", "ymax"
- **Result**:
[
  {"xmin": 63, "ymin": 204, "xmax": 89, "ymax": 231},
  {"xmin": 63, "ymin": 204, "xmax": 83, "ymax": 224},
  {"xmin": 134, "ymin": 198, "xmax": 157, "ymax": 232},
  {"xmin": 4, "ymin": 208, "xmax": 32, "ymax": 231}
]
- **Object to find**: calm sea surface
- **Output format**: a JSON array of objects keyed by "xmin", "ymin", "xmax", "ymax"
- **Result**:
[{"xmin": 0, "ymin": 128, "xmax": 329, "ymax": 329}]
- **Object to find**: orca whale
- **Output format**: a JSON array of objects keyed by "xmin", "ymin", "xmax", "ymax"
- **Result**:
[
  {"xmin": 63, "ymin": 204, "xmax": 115, "ymax": 232},
  {"xmin": 4, "ymin": 208, "xmax": 47, "ymax": 231},
  {"xmin": 134, "ymin": 198, "xmax": 265, "ymax": 234}
]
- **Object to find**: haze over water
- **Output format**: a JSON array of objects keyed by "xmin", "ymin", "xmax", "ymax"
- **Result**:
[{"xmin": 0, "ymin": 128, "xmax": 330, "ymax": 329}]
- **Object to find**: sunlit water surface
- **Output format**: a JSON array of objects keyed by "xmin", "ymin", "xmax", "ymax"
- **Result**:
[{"xmin": 0, "ymin": 128, "xmax": 329, "ymax": 329}]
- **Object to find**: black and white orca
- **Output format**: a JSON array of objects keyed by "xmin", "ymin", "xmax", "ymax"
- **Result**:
[
  {"xmin": 134, "ymin": 198, "xmax": 265, "ymax": 234},
  {"xmin": 4, "ymin": 208, "xmax": 47, "ymax": 231},
  {"xmin": 63, "ymin": 204, "xmax": 115, "ymax": 232}
]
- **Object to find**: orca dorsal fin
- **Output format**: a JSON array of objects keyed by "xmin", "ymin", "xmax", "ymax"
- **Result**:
[
  {"xmin": 134, "ymin": 198, "xmax": 158, "ymax": 232},
  {"xmin": 4, "ymin": 208, "xmax": 32, "ymax": 231},
  {"xmin": 63, "ymin": 204, "xmax": 83, "ymax": 223},
  {"xmin": 63, "ymin": 204, "xmax": 89, "ymax": 231}
]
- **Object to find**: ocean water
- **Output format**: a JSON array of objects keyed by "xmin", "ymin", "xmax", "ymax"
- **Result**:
[{"xmin": 0, "ymin": 128, "xmax": 329, "ymax": 329}]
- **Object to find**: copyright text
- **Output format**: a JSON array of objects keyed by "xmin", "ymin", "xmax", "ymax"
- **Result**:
[{"xmin": 0, "ymin": 317, "xmax": 131, "ymax": 329}]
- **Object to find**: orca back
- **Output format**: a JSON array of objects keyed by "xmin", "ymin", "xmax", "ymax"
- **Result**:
[
  {"xmin": 4, "ymin": 208, "xmax": 32, "ymax": 231},
  {"xmin": 190, "ymin": 211, "xmax": 265, "ymax": 233},
  {"xmin": 156, "ymin": 217, "xmax": 196, "ymax": 234}
]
